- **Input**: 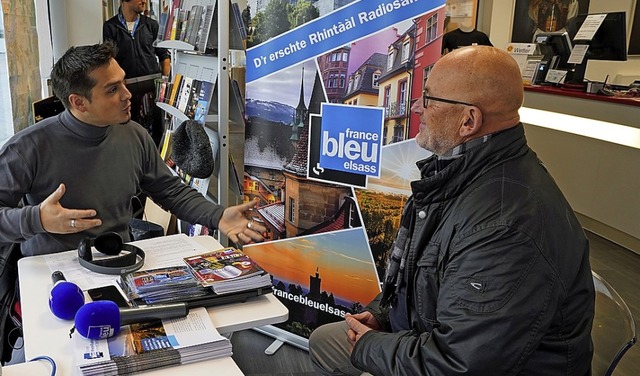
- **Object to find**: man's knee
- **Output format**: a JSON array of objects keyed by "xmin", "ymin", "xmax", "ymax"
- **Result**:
[{"xmin": 309, "ymin": 321, "xmax": 361, "ymax": 376}]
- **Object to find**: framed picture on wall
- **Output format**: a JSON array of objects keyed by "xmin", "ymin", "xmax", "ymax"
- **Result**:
[{"xmin": 511, "ymin": 0, "xmax": 590, "ymax": 43}]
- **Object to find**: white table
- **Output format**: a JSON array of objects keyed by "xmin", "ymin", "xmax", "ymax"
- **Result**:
[{"xmin": 17, "ymin": 235, "xmax": 288, "ymax": 375}]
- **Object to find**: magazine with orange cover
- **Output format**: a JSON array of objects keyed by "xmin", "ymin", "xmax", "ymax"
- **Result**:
[{"xmin": 183, "ymin": 247, "xmax": 266, "ymax": 287}]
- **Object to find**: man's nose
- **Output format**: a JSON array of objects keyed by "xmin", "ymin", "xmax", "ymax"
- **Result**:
[
  {"xmin": 123, "ymin": 87, "xmax": 132, "ymax": 101},
  {"xmin": 410, "ymin": 99, "xmax": 423, "ymax": 114}
]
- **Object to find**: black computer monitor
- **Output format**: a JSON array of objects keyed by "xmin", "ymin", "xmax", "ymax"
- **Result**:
[
  {"xmin": 534, "ymin": 31, "xmax": 573, "ymax": 70},
  {"xmin": 572, "ymin": 12, "xmax": 627, "ymax": 61},
  {"xmin": 568, "ymin": 12, "xmax": 628, "ymax": 83}
]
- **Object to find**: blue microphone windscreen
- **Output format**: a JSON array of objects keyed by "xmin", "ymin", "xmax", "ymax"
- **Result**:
[
  {"xmin": 49, "ymin": 282, "xmax": 85, "ymax": 320},
  {"xmin": 74, "ymin": 300, "xmax": 121, "ymax": 339}
]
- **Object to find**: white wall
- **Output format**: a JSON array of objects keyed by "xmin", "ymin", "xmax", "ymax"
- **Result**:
[
  {"xmin": 39, "ymin": 0, "xmax": 102, "ymax": 96},
  {"xmin": 485, "ymin": 0, "xmax": 640, "ymax": 84},
  {"xmin": 65, "ymin": 0, "xmax": 103, "ymax": 47},
  {"xmin": 49, "ymin": 0, "xmax": 102, "ymax": 62},
  {"xmin": 35, "ymin": 0, "xmax": 54, "ymax": 97}
]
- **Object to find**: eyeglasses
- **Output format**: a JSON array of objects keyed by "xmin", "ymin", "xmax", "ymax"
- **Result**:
[{"xmin": 422, "ymin": 90, "xmax": 475, "ymax": 108}]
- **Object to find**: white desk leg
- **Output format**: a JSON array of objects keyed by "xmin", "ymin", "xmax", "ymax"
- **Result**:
[
  {"xmin": 264, "ymin": 339, "xmax": 285, "ymax": 355},
  {"xmin": 253, "ymin": 325, "xmax": 309, "ymax": 355}
]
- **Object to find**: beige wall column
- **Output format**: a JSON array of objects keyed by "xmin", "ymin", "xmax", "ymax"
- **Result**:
[{"xmin": 1, "ymin": 0, "xmax": 42, "ymax": 131}]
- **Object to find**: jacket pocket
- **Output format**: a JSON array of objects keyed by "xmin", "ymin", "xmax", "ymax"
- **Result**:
[{"xmin": 414, "ymin": 243, "xmax": 440, "ymax": 328}]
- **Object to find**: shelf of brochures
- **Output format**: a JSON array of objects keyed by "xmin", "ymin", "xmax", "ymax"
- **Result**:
[{"xmin": 155, "ymin": 0, "xmax": 246, "ymax": 245}]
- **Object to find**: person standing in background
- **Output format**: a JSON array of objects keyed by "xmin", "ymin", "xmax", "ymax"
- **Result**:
[
  {"xmin": 103, "ymin": 0, "xmax": 170, "ymax": 79},
  {"xmin": 103, "ymin": 0, "xmax": 170, "ymax": 147},
  {"xmin": 104, "ymin": 0, "xmax": 171, "ymax": 215}
]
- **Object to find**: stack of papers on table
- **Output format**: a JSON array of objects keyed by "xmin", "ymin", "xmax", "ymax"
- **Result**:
[
  {"xmin": 75, "ymin": 307, "xmax": 231, "ymax": 375},
  {"xmin": 183, "ymin": 247, "xmax": 272, "ymax": 294},
  {"xmin": 120, "ymin": 266, "xmax": 210, "ymax": 304}
]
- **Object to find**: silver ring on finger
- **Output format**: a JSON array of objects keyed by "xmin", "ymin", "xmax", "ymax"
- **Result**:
[
  {"xmin": 70, "ymin": 219, "xmax": 76, "ymax": 228},
  {"xmin": 247, "ymin": 219, "xmax": 253, "ymax": 229}
]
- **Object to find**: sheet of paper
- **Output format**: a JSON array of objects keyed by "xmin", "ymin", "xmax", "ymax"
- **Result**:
[
  {"xmin": 162, "ymin": 307, "xmax": 225, "ymax": 348},
  {"xmin": 568, "ymin": 44, "xmax": 589, "ymax": 64},
  {"xmin": 573, "ymin": 14, "xmax": 607, "ymax": 41},
  {"xmin": 130, "ymin": 233, "xmax": 214, "ymax": 269},
  {"xmin": 521, "ymin": 59, "xmax": 540, "ymax": 84},
  {"xmin": 43, "ymin": 234, "xmax": 218, "ymax": 291},
  {"xmin": 545, "ymin": 69, "xmax": 567, "ymax": 84},
  {"xmin": 44, "ymin": 251, "xmax": 118, "ymax": 291},
  {"xmin": 74, "ymin": 334, "xmax": 111, "ymax": 367}
]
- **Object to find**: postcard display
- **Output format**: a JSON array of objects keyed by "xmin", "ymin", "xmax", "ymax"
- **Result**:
[{"xmin": 243, "ymin": 0, "xmax": 446, "ymax": 351}]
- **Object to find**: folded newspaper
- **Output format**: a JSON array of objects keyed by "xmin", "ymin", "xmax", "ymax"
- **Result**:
[{"xmin": 75, "ymin": 307, "xmax": 231, "ymax": 375}]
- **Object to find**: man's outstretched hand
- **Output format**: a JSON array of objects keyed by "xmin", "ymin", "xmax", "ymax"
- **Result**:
[{"xmin": 218, "ymin": 198, "xmax": 266, "ymax": 245}]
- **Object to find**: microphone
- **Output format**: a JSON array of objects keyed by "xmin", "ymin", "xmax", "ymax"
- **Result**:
[
  {"xmin": 48, "ymin": 271, "xmax": 85, "ymax": 320},
  {"xmin": 74, "ymin": 300, "xmax": 189, "ymax": 339}
]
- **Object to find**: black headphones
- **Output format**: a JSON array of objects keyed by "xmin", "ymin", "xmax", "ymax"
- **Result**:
[{"xmin": 78, "ymin": 232, "xmax": 145, "ymax": 275}]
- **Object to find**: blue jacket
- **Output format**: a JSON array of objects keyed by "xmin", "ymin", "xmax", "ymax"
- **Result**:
[
  {"xmin": 354, "ymin": 124, "xmax": 594, "ymax": 375},
  {"xmin": 103, "ymin": 14, "xmax": 170, "ymax": 78}
]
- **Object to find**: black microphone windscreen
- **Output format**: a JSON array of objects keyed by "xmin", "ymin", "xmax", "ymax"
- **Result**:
[{"xmin": 171, "ymin": 120, "xmax": 214, "ymax": 178}]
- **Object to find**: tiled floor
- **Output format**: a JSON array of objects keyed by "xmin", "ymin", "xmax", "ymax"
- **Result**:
[{"xmin": 231, "ymin": 230, "xmax": 640, "ymax": 375}]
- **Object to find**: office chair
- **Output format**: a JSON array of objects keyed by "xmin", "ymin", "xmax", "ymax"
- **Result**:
[{"xmin": 591, "ymin": 271, "xmax": 637, "ymax": 376}]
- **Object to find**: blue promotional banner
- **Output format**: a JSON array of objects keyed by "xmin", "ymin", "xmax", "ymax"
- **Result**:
[
  {"xmin": 243, "ymin": 0, "xmax": 445, "ymax": 350},
  {"xmin": 316, "ymin": 103, "xmax": 383, "ymax": 180},
  {"xmin": 247, "ymin": 0, "xmax": 444, "ymax": 82}
]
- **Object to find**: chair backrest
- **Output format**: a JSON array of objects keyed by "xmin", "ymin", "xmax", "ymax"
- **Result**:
[{"xmin": 591, "ymin": 271, "xmax": 637, "ymax": 376}]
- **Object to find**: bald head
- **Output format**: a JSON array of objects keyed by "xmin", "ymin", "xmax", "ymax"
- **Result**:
[{"xmin": 428, "ymin": 46, "xmax": 523, "ymax": 132}]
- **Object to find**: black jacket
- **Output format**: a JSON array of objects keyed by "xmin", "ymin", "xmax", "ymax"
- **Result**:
[
  {"xmin": 103, "ymin": 14, "xmax": 170, "ymax": 78},
  {"xmin": 354, "ymin": 124, "xmax": 594, "ymax": 375}
]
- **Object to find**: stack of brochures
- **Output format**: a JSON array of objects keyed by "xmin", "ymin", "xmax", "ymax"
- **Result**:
[
  {"xmin": 75, "ymin": 307, "xmax": 232, "ymax": 375},
  {"xmin": 183, "ymin": 247, "xmax": 272, "ymax": 294},
  {"xmin": 120, "ymin": 265, "xmax": 210, "ymax": 304}
]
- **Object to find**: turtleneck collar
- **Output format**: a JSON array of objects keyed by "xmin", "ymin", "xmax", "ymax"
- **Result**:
[{"xmin": 58, "ymin": 110, "xmax": 111, "ymax": 142}]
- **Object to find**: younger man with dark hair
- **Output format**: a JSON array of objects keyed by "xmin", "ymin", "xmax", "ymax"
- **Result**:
[{"xmin": 0, "ymin": 41, "xmax": 263, "ymax": 256}]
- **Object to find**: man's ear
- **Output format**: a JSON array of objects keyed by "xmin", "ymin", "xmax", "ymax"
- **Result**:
[
  {"xmin": 68, "ymin": 94, "xmax": 88, "ymax": 113},
  {"xmin": 459, "ymin": 106, "xmax": 482, "ymax": 138}
]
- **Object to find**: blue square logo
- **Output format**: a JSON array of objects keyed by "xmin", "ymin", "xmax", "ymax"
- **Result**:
[{"xmin": 318, "ymin": 103, "xmax": 383, "ymax": 178}]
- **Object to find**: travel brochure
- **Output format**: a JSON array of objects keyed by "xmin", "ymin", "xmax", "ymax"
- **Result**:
[
  {"xmin": 120, "ymin": 265, "xmax": 210, "ymax": 304},
  {"xmin": 183, "ymin": 247, "xmax": 272, "ymax": 294},
  {"xmin": 75, "ymin": 307, "xmax": 231, "ymax": 375},
  {"xmin": 120, "ymin": 246, "xmax": 272, "ymax": 302}
]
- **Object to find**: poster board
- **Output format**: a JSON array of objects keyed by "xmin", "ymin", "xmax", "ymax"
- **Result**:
[{"xmin": 243, "ymin": 0, "xmax": 445, "ymax": 349}]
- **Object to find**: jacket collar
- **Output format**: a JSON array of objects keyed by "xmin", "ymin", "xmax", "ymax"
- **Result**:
[
  {"xmin": 411, "ymin": 123, "xmax": 529, "ymax": 203},
  {"xmin": 117, "ymin": 11, "xmax": 147, "ymax": 33}
]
